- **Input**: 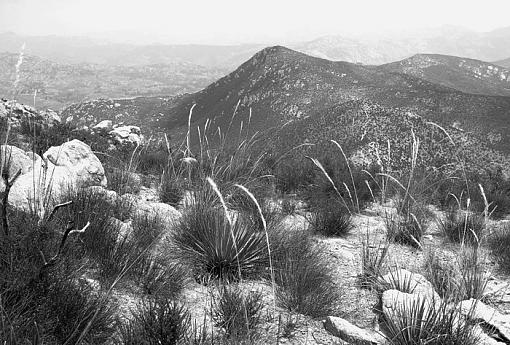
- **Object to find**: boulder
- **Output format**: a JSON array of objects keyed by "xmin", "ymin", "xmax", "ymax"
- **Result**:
[
  {"xmin": 0, "ymin": 145, "xmax": 37, "ymax": 177},
  {"xmin": 93, "ymin": 120, "xmax": 113, "ymax": 130},
  {"xmin": 44, "ymin": 139, "xmax": 107, "ymax": 188},
  {"xmin": 382, "ymin": 289, "xmax": 436, "ymax": 327},
  {"xmin": 6, "ymin": 140, "xmax": 107, "ymax": 215},
  {"xmin": 381, "ymin": 269, "xmax": 440, "ymax": 302},
  {"xmin": 323, "ymin": 316, "xmax": 385, "ymax": 344},
  {"xmin": 109, "ymin": 125, "xmax": 143, "ymax": 146},
  {"xmin": 134, "ymin": 200, "xmax": 181, "ymax": 229}
]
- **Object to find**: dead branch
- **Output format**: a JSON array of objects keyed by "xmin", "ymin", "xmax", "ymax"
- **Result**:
[{"xmin": 1, "ymin": 168, "xmax": 22, "ymax": 237}]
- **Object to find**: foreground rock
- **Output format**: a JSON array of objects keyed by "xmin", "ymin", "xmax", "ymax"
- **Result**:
[
  {"xmin": 323, "ymin": 316, "xmax": 385, "ymax": 344},
  {"xmin": 459, "ymin": 299, "xmax": 510, "ymax": 343},
  {"xmin": 381, "ymin": 269, "xmax": 440, "ymax": 302}
]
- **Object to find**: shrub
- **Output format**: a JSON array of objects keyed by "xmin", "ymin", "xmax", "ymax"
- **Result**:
[
  {"xmin": 212, "ymin": 285, "xmax": 263, "ymax": 339},
  {"xmin": 105, "ymin": 167, "xmax": 141, "ymax": 195},
  {"xmin": 172, "ymin": 204, "xmax": 268, "ymax": 282},
  {"xmin": 0, "ymin": 208, "xmax": 118, "ymax": 344},
  {"xmin": 360, "ymin": 231, "xmax": 389, "ymax": 289},
  {"xmin": 270, "ymin": 227, "xmax": 339, "ymax": 317},
  {"xmin": 309, "ymin": 204, "xmax": 353, "ymax": 237},
  {"xmin": 119, "ymin": 298, "xmax": 191, "ymax": 345},
  {"xmin": 488, "ymin": 225, "xmax": 510, "ymax": 273},
  {"xmin": 439, "ymin": 208, "xmax": 485, "ymax": 246}
]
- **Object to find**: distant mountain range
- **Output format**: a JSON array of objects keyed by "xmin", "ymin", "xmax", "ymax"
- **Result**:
[
  {"xmin": 3, "ymin": 26, "xmax": 510, "ymax": 68},
  {"xmin": 0, "ymin": 52, "xmax": 227, "ymax": 110},
  {"xmin": 60, "ymin": 46, "xmax": 510, "ymax": 161}
]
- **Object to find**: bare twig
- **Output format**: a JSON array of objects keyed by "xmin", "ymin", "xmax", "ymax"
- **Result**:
[{"xmin": 1, "ymin": 168, "xmax": 22, "ymax": 237}]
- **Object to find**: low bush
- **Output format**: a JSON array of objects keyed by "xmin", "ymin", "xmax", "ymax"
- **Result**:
[
  {"xmin": 212, "ymin": 285, "xmax": 263, "ymax": 340},
  {"xmin": 270, "ymin": 227, "xmax": 340, "ymax": 317}
]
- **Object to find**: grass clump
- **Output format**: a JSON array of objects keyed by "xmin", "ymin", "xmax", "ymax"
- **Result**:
[
  {"xmin": 160, "ymin": 173, "xmax": 185, "ymax": 207},
  {"xmin": 423, "ymin": 251, "xmax": 458, "ymax": 300},
  {"xmin": 270, "ymin": 227, "xmax": 340, "ymax": 317},
  {"xmin": 360, "ymin": 231, "xmax": 389, "ymax": 289},
  {"xmin": 488, "ymin": 224, "xmax": 510, "ymax": 273},
  {"xmin": 119, "ymin": 298, "xmax": 191, "ymax": 345},
  {"xmin": 212, "ymin": 285, "xmax": 263, "ymax": 340},
  {"xmin": 439, "ymin": 207, "xmax": 485, "ymax": 246},
  {"xmin": 172, "ymin": 202, "xmax": 268, "ymax": 282},
  {"xmin": 308, "ymin": 202, "xmax": 353, "ymax": 237}
]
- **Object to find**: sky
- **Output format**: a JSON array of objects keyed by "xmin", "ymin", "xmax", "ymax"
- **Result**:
[{"xmin": 1, "ymin": 0, "xmax": 509, "ymax": 44}]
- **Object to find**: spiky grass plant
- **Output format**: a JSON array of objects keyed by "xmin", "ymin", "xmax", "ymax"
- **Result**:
[
  {"xmin": 308, "ymin": 203, "xmax": 353, "ymax": 237},
  {"xmin": 458, "ymin": 247, "xmax": 488, "ymax": 300},
  {"xmin": 423, "ymin": 251, "xmax": 458, "ymax": 300},
  {"xmin": 378, "ymin": 267, "xmax": 418, "ymax": 294},
  {"xmin": 360, "ymin": 230, "xmax": 389, "ymax": 289},
  {"xmin": 172, "ymin": 202, "xmax": 268, "ymax": 282},
  {"xmin": 383, "ymin": 296, "xmax": 480, "ymax": 345}
]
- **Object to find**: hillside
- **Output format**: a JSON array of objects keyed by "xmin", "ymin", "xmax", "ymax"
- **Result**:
[
  {"xmin": 381, "ymin": 54, "xmax": 510, "ymax": 96},
  {"xmin": 0, "ymin": 52, "xmax": 227, "ymax": 110},
  {"xmin": 495, "ymin": 57, "xmax": 510, "ymax": 68},
  {"xmin": 61, "ymin": 46, "xmax": 510, "ymax": 157}
]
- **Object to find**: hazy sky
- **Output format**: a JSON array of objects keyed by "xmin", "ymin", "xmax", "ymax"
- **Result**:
[{"xmin": 1, "ymin": 0, "xmax": 509, "ymax": 44}]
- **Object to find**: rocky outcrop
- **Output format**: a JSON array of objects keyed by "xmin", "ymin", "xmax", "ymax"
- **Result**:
[{"xmin": 0, "ymin": 99, "xmax": 61, "ymax": 128}]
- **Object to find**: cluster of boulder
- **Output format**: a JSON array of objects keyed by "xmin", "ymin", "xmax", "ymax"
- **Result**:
[
  {"xmin": 324, "ymin": 269, "xmax": 510, "ymax": 345},
  {"xmin": 0, "ymin": 139, "xmax": 179, "ymax": 226},
  {"xmin": 92, "ymin": 120, "xmax": 144, "ymax": 146}
]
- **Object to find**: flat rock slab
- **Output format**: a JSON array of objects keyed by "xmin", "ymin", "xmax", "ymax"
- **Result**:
[{"xmin": 324, "ymin": 316, "xmax": 386, "ymax": 344}]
